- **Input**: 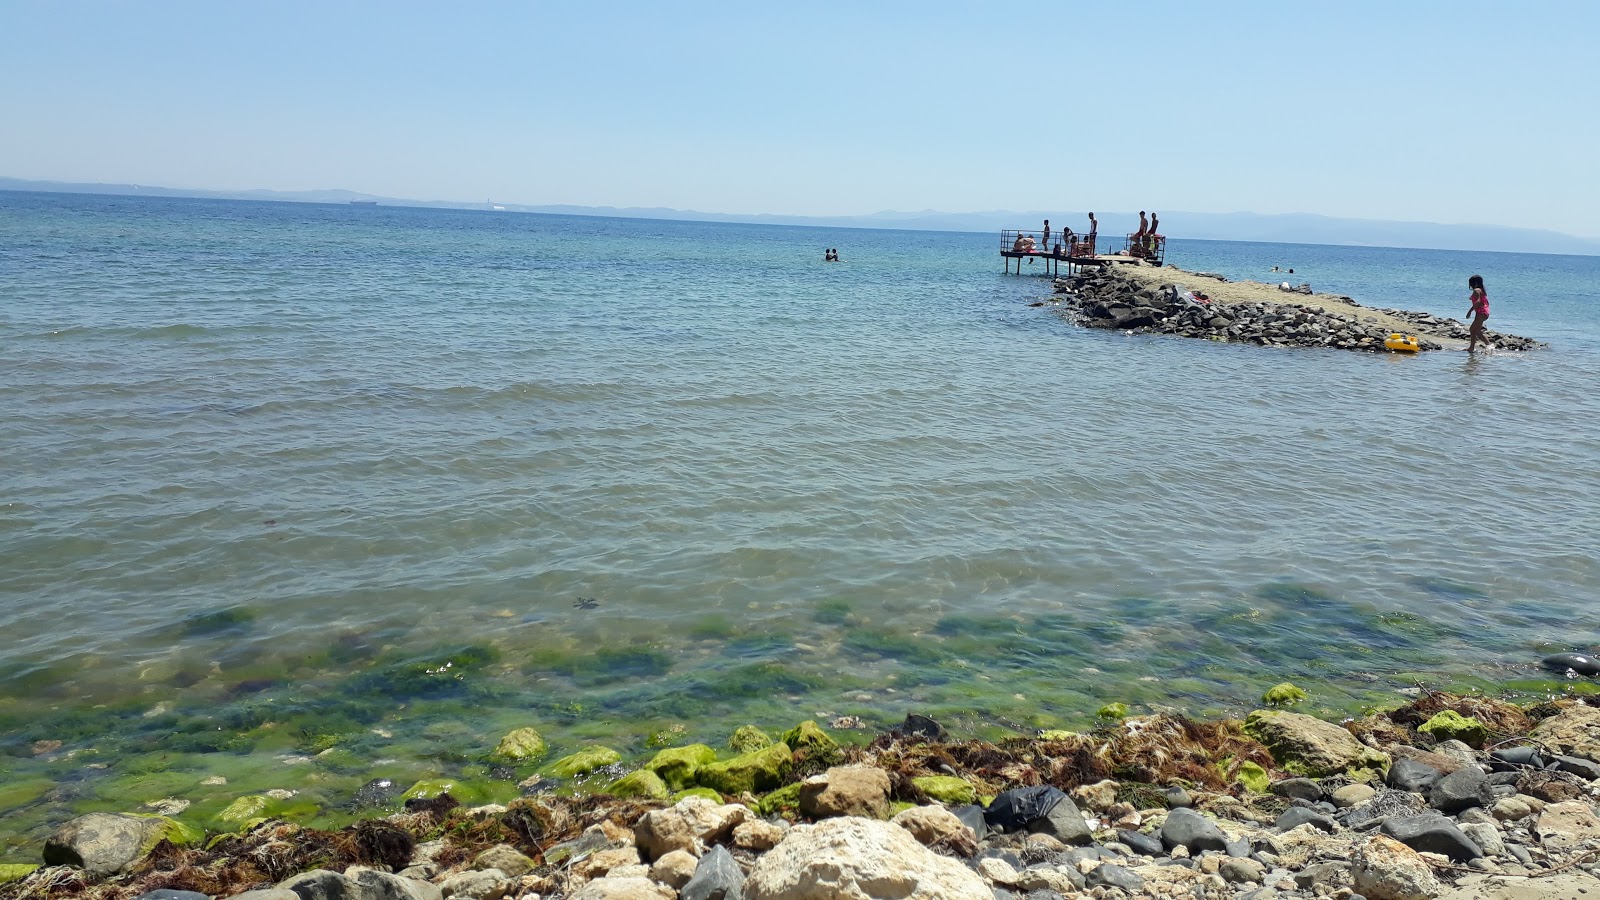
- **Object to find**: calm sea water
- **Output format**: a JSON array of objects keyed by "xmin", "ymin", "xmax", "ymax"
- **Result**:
[{"xmin": 1, "ymin": 191, "xmax": 1597, "ymax": 849}]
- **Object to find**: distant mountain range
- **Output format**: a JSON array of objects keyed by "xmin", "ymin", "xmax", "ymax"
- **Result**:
[{"xmin": 5, "ymin": 176, "xmax": 1597, "ymax": 256}]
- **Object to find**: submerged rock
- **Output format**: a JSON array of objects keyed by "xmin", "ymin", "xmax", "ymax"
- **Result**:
[
  {"xmin": 727, "ymin": 725, "xmax": 773, "ymax": 754},
  {"xmin": 547, "ymin": 746, "xmax": 622, "ymax": 778},
  {"xmin": 489, "ymin": 726, "xmax": 547, "ymax": 763},
  {"xmin": 1543, "ymin": 652, "xmax": 1600, "ymax": 676}
]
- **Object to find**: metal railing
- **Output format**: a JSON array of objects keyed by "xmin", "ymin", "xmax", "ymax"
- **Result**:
[
  {"xmin": 1000, "ymin": 230, "xmax": 1098, "ymax": 258},
  {"xmin": 1122, "ymin": 233, "xmax": 1166, "ymax": 264}
]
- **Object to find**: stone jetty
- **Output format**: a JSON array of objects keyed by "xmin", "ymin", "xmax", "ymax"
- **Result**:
[
  {"xmin": 1045, "ymin": 265, "xmax": 1543, "ymax": 353},
  {"xmin": 9, "ymin": 691, "xmax": 1600, "ymax": 899}
]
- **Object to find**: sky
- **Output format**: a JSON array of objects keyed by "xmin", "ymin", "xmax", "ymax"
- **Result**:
[{"xmin": 3, "ymin": 1, "xmax": 1599, "ymax": 237}]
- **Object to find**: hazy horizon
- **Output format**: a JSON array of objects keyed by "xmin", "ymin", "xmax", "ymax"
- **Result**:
[{"xmin": 3, "ymin": 2, "xmax": 1597, "ymax": 241}]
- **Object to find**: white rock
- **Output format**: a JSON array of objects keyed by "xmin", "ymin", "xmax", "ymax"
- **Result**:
[
  {"xmin": 1458, "ymin": 822, "xmax": 1505, "ymax": 857},
  {"xmin": 438, "ymin": 868, "xmax": 510, "ymax": 900},
  {"xmin": 890, "ymin": 805, "xmax": 976, "ymax": 853},
  {"xmin": 1535, "ymin": 799, "xmax": 1600, "ymax": 853},
  {"xmin": 734, "ymin": 819, "xmax": 786, "ymax": 851},
  {"xmin": 633, "ymin": 796, "xmax": 750, "ymax": 861},
  {"xmin": 1352, "ymin": 834, "xmax": 1441, "ymax": 900},
  {"xmin": 744, "ymin": 816, "xmax": 991, "ymax": 899},
  {"xmin": 567, "ymin": 876, "xmax": 675, "ymax": 900},
  {"xmin": 649, "ymin": 849, "xmax": 698, "ymax": 890}
]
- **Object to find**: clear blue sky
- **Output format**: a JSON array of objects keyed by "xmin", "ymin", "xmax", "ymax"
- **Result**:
[{"xmin": 3, "ymin": 1, "xmax": 1598, "ymax": 236}]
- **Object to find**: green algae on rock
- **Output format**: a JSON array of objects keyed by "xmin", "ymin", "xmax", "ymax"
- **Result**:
[
  {"xmin": 645, "ymin": 744, "xmax": 717, "ymax": 791},
  {"xmin": 1418, "ymin": 711, "xmax": 1488, "ymax": 748},
  {"xmin": 0, "ymin": 864, "xmax": 38, "ymax": 885},
  {"xmin": 216, "ymin": 795, "xmax": 272, "ymax": 825},
  {"xmin": 1243, "ymin": 710, "xmax": 1390, "ymax": 778},
  {"xmin": 757, "ymin": 782, "xmax": 802, "ymax": 816},
  {"xmin": 547, "ymin": 746, "xmax": 622, "ymax": 778},
  {"xmin": 134, "ymin": 815, "xmax": 203, "ymax": 852},
  {"xmin": 491, "ymin": 727, "xmax": 548, "ymax": 763},
  {"xmin": 697, "ymin": 742, "xmax": 792, "ymax": 795},
  {"xmin": 1263, "ymin": 683, "xmax": 1309, "ymax": 706},
  {"xmin": 779, "ymin": 721, "xmax": 839, "ymax": 763},
  {"xmin": 1234, "ymin": 761, "xmax": 1270, "ymax": 794},
  {"xmin": 912, "ymin": 775, "xmax": 976, "ymax": 805},
  {"xmin": 1097, "ymin": 703, "xmax": 1130, "ymax": 721},
  {"xmin": 728, "ymin": 725, "xmax": 774, "ymax": 753},
  {"xmin": 671, "ymin": 787, "xmax": 723, "ymax": 803},
  {"xmin": 605, "ymin": 769, "xmax": 668, "ymax": 801}
]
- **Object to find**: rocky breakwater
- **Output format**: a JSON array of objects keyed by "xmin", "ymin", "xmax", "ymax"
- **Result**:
[
  {"xmin": 12, "ymin": 694, "xmax": 1600, "ymax": 899},
  {"xmin": 1047, "ymin": 266, "xmax": 1543, "ymax": 353}
]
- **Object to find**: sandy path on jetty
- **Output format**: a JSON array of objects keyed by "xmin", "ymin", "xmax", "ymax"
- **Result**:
[{"xmin": 1112, "ymin": 262, "xmax": 1469, "ymax": 349}]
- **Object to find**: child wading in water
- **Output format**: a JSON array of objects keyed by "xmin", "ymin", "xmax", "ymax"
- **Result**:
[{"xmin": 1466, "ymin": 274, "xmax": 1490, "ymax": 352}]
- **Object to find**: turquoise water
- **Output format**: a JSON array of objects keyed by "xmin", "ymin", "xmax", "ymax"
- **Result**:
[{"xmin": 2, "ymin": 192, "xmax": 1598, "ymax": 851}]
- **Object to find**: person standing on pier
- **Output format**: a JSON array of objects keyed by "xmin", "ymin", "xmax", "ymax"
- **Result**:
[
  {"xmin": 1042, "ymin": 219, "xmax": 1051, "ymax": 252},
  {"xmin": 1136, "ymin": 211, "xmax": 1148, "ymax": 239}
]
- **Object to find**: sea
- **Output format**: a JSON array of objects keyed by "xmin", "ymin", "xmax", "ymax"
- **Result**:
[{"xmin": 1, "ymin": 191, "xmax": 1597, "ymax": 851}]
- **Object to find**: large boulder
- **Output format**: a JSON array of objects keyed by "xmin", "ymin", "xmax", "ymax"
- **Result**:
[
  {"xmin": 1535, "ymin": 799, "xmax": 1600, "ymax": 853},
  {"xmin": 569, "ymin": 877, "xmax": 675, "ymax": 900},
  {"xmin": 634, "ymin": 796, "xmax": 751, "ymax": 861},
  {"xmin": 1243, "ymin": 710, "xmax": 1390, "ymax": 777},
  {"xmin": 1159, "ymin": 807, "xmax": 1231, "ymax": 853},
  {"xmin": 1351, "ymin": 834, "xmax": 1441, "ymax": 900},
  {"xmin": 743, "ymin": 817, "xmax": 990, "ymax": 899},
  {"xmin": 799, "ymin": 766, "xmax": 890, "ymax": 819},
  {"xmin": 42, "ymin": 813, "xmax": 176, "ymax": 876},
  {"xmin": 1530, "ymin": 705, "xmax": 1600, "ymax": 763}
]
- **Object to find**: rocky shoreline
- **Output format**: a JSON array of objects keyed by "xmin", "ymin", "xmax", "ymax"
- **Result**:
[
  {"xmin": 1042, "ymin": 265, "xmax": 1544, "ymax": 353},
  {"xmin": 8, "ymin": 689, "xmax": 1600, "ymax": 899}
]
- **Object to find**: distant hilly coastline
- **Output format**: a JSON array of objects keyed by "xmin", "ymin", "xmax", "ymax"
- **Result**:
[{"xmin": 5, "ymin": 176, "xmax": 1598, "ymax": 256}]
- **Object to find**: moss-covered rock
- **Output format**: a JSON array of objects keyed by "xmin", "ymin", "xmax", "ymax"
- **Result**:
[
  {"xmin": 1419, "ymin": 710, "xmax": 1488, "ymax": 748},
  {"xmin": 779, "ymin": 721, "xmax": 839, "ymax": 763},
  {"xmin": 697, "ymin": 742, "xmax": 793, "ymax": 795},
  {"xmin": 132, "ymin": 813, "xmax": 203, "ymax": 845},
  {"xmin": 491, "ymin": 726, "xmax": 548, "ymax": 763},
  {"xmin": 1263, "ymin": 683, "xmax": 1309, "ymax": 706},
  {"xmin": 912, "ymin": 775, "xmax": 977, "ymax": 805},
  {"xmin": 1243, "ymin": 710, "xmax": 1390, "ymax": 778},
  {"xmin": 672, "ymin": 787, "xmax": 724, "ymax": 803},
  {"xmin": 757, "ymin": 782, "xmax": 803, "ymax": 816},
  {"xmin": 1037, "ymin": 730, "xmax": 1080, "ymax": 741},
  {"xmin": 399, "ymin": 779, "xmax": 458, "ymax": 802},
  {"xmin": 547, "ymin": 746, "xmax": 622, "ymax": 778},
  {"xmin": 605, "ymin": 768, "xmax": 669, "ymax": 801},
  {"xmin": 216, "ymin": 795, "xmax": 272, "ymax": 825},
  {"xmin": 729, "ymin": 725, "xmax": 774, "ymax": 753},
  {"xmin": 1234, "ymin": 761, "xmax": 1270, "ymax": 793},
  {"xmin": 1097, "ymin": 702, "xmax": 1130, "ymax": 721},
  {"xmin": 0, "ymin": 865, "xmax": 38, "ymax": 885},
  {"xmin": 645, "ymin": 743, "xmax": 718, "ymax": 791}
]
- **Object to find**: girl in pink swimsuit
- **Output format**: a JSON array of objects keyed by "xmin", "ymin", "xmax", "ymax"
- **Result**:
[{"xmin": 1466, "ymin": 274, "xmax": 1490, "ymax": 352}]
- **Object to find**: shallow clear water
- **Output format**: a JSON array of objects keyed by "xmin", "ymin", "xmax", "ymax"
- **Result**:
[{"xmin": 1, "ymin": 192, "xmax": 1597, "ymax": 852}]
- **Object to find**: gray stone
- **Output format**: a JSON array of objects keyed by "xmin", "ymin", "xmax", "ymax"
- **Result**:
[
  {"xmin": 1162, "ymin": 786, "xmax": 1192, "ymax": 809},
  {"xmin": 1025, "ymin": 795, "xmax": 1092, "ymax": 846},
  {"xmin": 1220, "ymin": 857, "xmax": 1267, "ymax": 884},
  {"xmin": 231, "ymin": 893, "xmax": 301, "ymax": 900},
  {"xmin": 1429, "ymin": 766, "xmax": 1494, "ymax": 814},
  {"xmin": 1225, "ymin": 836, "xmax": 1251, "ymax": 858},
  {"xmin": 1554, "ymin": 755, "xmax": 1600, "ymax": 780},
  {"xmin": 1270, "ymin": 778, "xmax": 1325, "ymax": 803},
  {"xmin": 1294, "ymin": 861, "xmax": 1351, "ymax": 889},
  {"xmin": 42, "ymin": 812, "xmax": 158, "ymax": 876},
  {"xmin": 1381, "ymin": 813, "xmax": 1484, "ymax": 862},
  {"xmin": 1459, "ymin": 822, "xmax": 1506, "ymax": 857},
  {"xmin": 1387, "ymin": 758, "xmax": 1444, "ymax": 793},
  {"xmin": 1118, "ymin": 829, "xmax": 1164, "ymax": 856},
  {"xmin": 1276, "ymin": 807, "xmax": 1337, "ymax": 834},
  {"xmin": 278, "ymin": 870, "xmax": 356, "ymax": 900},
  {"xmin": 437, "ymin": 869, "xmax": 509, "ymax": 900},
  {"xmin": 1083, "ymin": 863, "xmax": 1144, "ymax": 892},
  {"xmin": 1159, "ymin": 808, "xmax": 1229, "ymax": 853},
  {"xmin": 137, "ymin": 892, "xmax": 211, "ymax": 900},
  {"xmin": 682, "ymin": 845, "xmax": 743, "ymax": 900},
  {"xmin": 952, "ymin": 804, "xmax": 989, "ymax": 841}
]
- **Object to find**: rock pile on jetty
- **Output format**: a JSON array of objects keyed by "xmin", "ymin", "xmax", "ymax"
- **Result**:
[
  {"xmin": 1049, "ymin": 267, "xmax": 1542, "ymax": 353},
  {"xmin": 10, "ymin": 691, "xmax": 1600, "ymax": 900}
]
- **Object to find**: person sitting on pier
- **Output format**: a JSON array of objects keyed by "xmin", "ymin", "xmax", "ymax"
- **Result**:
[{"xmin": 1012, "ymin": 233, "xmax": 1028, "ymax": 253}]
